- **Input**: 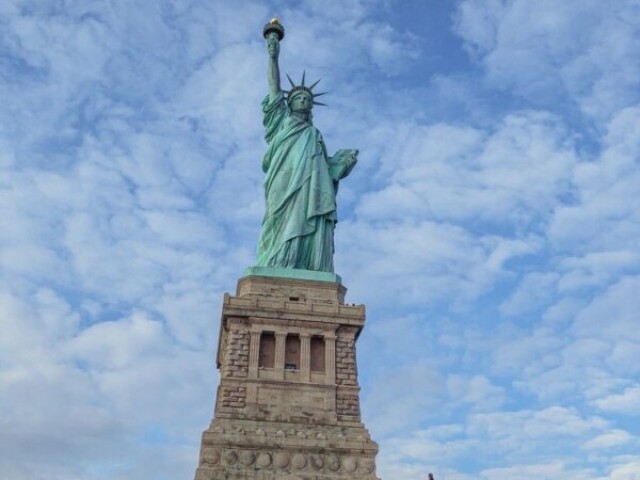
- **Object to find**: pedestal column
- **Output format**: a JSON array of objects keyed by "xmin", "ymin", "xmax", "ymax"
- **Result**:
[
  {"xmin": 274, "ymin": 331, "xmax": 286, "ymax": 380},
  {"xmin": 300, "ymin": 333, "xmax": 311, "ymax": 382},
  {"xmin": 248, "ymin": 330, "xmax": 261, "ymax": 378},
  {"xmin": 325, "ymin": 334, "xmax": 336, "ymax": 384}
]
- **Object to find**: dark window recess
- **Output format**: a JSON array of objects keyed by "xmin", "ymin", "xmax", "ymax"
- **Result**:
[
  {"xmin": 258, "ymin": 332, "xmax": 276, "ymax": 368},
  {"xmin": 310, "ymin": 336, "xmax": 326, "ymax": 372},
  {"xmin": 285, "ymin": 363, "xmax": 297, "ymax": 370},
  {"xmin": 285, "ymin": 334, "xmax": 300, "ymax": 370}
]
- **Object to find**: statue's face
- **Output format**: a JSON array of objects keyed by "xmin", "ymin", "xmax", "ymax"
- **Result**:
[{"xmin": 289, "ymin": 92, "xmax": 312, "ymax": 114}]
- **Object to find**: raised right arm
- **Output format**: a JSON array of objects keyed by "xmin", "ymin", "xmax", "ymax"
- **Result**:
[{"xmin": 267, "ymin": 33, "xmax": 281, "ymax": 100}]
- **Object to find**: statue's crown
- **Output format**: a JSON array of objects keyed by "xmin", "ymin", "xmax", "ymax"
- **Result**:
[{"xmin": 285, "ymin": 71, "xmax": 327, "ymax": 106}]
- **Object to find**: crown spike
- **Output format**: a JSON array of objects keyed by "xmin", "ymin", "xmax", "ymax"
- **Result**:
[
  {"xmin": 312, "ymin": 91, "xmax": 327, "ymax": 97},
  {"xmin": 286, "ymin": 74, "xmax": 296, "ymax": 89},
  {"xmin": 309, "ymin": 78, "xmax": 321, "ymax": 90},
  {"xmin": 313, "ymin": 101, "xmax": 327, "ymax": 106},
  {"xmin": 301, "ymin": 70, "xmax": 306, "ymax": 86}
]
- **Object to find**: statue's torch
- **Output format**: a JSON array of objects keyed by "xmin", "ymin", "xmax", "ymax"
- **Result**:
[{"xmin": 263, "ymin": 18, "xmax": 285, "ymax": 40}]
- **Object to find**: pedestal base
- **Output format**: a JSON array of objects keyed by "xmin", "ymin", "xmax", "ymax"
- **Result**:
[
  {"xmin": 195, "ymin": 418, "xmax": 378, "ymax": 480},
  {"xmin": 195, "ymin": 274, "xmax": 379, "ymax": 480}
]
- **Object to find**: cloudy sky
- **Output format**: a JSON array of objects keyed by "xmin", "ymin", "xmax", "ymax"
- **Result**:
[{"xmin": 2, "ymin": 0, "xmax": 640, "ymax": 479}]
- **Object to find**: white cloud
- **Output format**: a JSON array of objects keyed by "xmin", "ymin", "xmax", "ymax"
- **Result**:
[
  {"xmin": 583, "ymin": 430, "xmax": 634, "ymax": 451},
  {"xmin": 490, "ymin": 324, "xmax": 564, "ymax": 375},
  {"xmin": 549, "ymin": 106, "xmax": 640, "ymax": 255},
  {"xmin": 558, "ymin": 251, "xmax": 640, "ymax": 292},
  {"xmin": 338, "ymin": 219, "xmax": 505, "ymax": 309},
  {"xmin": 447, "ymin": 374, "xmax": 505, "ymax": 411},
  {"xmin": 66, "ymin": 312, "xmax": 167, "ymax": 369},
  {"xmin": 376, "ymin": 407, "xmax": 618, "ymax": 480},
  {"xmin": 594, "ymin": 386, "xmax": 640, "ymax": 415},
  {"xmin": 364, "ymin": 361, "xmax": 446, "ymax": 435},
  {"xmin": 572, "ymin": 277, "xmax": 640, "ymax": 343},
  {"xmin": 357, "ymin": 111, "xmax": 576, "ymax": 227},
  {"xmin": 454, "ymin": 0, "xmax": 640, "ymax": 121},
  {"xmin": 0, "ymin": 289, "xmax": 214, "ymax": 480},
  {"xmin": 470, "ymin": 407, "xmax": 607, "ymax": 442},
  {"xmin": 499, "ymin": 272, "xmax": 559, "ymax": 316},
  {"xmin": 607, "ymin": 461, "xmax": 640, "ymax": 480}
]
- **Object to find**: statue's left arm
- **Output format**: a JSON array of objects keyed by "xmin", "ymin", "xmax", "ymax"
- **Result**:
[{"xmin": 328, "ymin": 149, "xmax": 358, "ymax": 182}]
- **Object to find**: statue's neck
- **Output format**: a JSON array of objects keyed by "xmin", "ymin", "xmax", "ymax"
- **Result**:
[{"xmin": 291, "ymin": 111, "xmax": 310, "ymax": 123}]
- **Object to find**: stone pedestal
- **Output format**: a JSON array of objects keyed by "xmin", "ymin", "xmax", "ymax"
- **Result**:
[{"xmin": 195, "ymin": 273, "xmax": 380, "ymax": 480}]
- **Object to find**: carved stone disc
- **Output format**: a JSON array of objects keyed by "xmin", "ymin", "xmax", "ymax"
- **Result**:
[
  {"xmin": 291, "ymin": 453, "xmax": 306, "ymax": 469},
  {"xmin": 256, "ymin": 453, "xmax": 272, "ymax": 468},
  {"xmin": 240, "ymin": 451, "xmax": 256, "ymax": 466},
  {"xmin": 274, "ymin": 452, "xmax": 290, "ymax": 468}
]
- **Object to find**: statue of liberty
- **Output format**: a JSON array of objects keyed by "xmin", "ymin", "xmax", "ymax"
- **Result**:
[{"xmin": 256, "ymin": 20, "xmax": 358, "ymax": 273}]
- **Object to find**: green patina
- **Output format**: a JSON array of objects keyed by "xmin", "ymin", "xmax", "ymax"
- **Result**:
[
  {"xmin": 244, "ymin": 266, "xmax": 342, "ymax": 284},
  {"xmin": 254, "ymin": 27, "xmax": 358, "ymax": 277}
]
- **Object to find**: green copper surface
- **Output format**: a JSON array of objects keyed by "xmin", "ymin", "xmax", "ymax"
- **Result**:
[
  {"xmin": 255, "ymin": 27, "xmax": 358, "ymax": 274},
  {"xmin": 243, "ymin": 266, "xmax": 342, "ymax": 284}
]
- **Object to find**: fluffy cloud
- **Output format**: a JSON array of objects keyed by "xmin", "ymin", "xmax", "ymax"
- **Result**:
[
  {"xmin": 454, "ymin": 0, "xmax": 640, "ymax": 122},
  {"xmin": 377, "ymin": 407, "xmax": 631, "ymax": 479},
  {"xmin": 594, "ymin": 386, "xmax": 640, "ymax": 416},
  {"xmin": 549, "ymin": 106, "xmax": 640, "ymax": 255},
  {"xmin": 583, "ymin": 430, "xmax": 634, "ymax": 451}
]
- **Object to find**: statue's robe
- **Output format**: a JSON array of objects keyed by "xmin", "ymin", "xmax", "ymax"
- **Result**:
[{"xmin": 256, "ymin": 93, "xmax": 354, "ymax": 272}]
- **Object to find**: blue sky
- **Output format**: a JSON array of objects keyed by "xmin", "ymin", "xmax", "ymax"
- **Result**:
[{"xmin": 1, "ymin": 1, "xmax": 640, "ymax": 479}]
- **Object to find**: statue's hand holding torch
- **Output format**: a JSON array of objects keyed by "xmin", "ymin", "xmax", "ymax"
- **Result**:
[
  {"xmin": 264, "ymin": 18, "xmax": 284, "ymax": 60},
  {"xmin": 267, "ymin": 33, "xmax": 279, "ymax": 59}
]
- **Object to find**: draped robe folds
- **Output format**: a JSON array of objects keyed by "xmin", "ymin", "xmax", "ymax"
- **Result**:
[{"xmin": 256, "ymin": 93, "xmax": 355, "ymax": 272}]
